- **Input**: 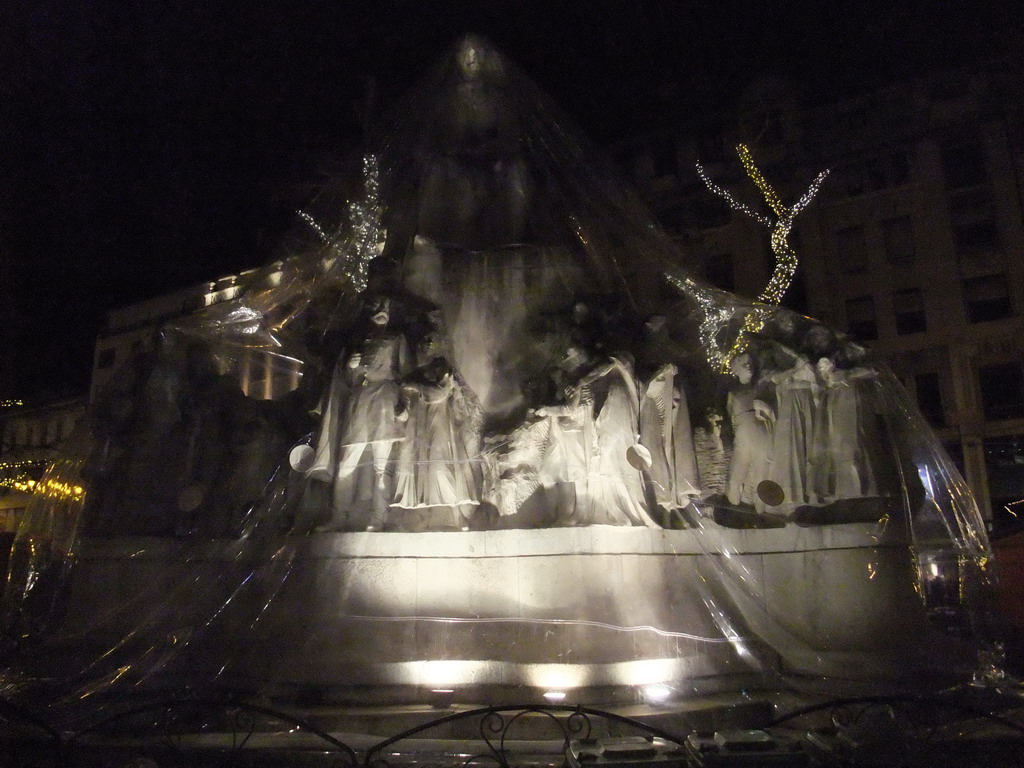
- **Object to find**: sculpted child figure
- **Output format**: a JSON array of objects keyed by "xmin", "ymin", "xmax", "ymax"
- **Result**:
[
  {"xmin": 306, "ymin": 296, "xmax": 412, "ymax": 531},
  {"xmin": 533, "ymin": 345, "xmax": 599, "ymax": 526},
  {"xmin": 392, "ymin": 313, "xmax": 482, "ymax": 530},
  {"xmin": 764, "ymin": 343, "xmax": 821, "ymax": 511},
  {"xmin": 726, "ymin": 352, "xmax": 774, "ymax": 511},
  {"xmin": 812, "ymin": 354, "xmax": 881, "ymax": 501},
  {"xmin": 639, "ymin": 362, "xmax": 700, "ymax": 517},
  {"xmin": 694, "ymin": 408, "xmax": 729, "ymax": 497},
  {"xmin": 579, "ymin": 355, "xmax": 658, "ymax": 527}
]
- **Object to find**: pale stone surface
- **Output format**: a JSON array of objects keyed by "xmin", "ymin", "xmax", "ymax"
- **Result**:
[{"xmin": 49, "ymin": 522, "xmax": 961, "ymax": 696}]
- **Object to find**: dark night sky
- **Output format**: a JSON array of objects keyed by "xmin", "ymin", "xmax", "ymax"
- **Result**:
[{"xmin": 0, "ymin": 1, "xmax": 1019, "ymax": 400}]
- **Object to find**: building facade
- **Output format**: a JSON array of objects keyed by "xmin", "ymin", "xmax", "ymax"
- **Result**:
[
  {"xmin": 613, "ymin": 61, "xmax": 1024, "ymax": 533},
  {"xmin": 89, "ymin": 263, "xmax": 304, "ymax": 408},
  {"xmin": 0, "ymin": 397, "xmax": 86, "ymax": 534},
  {"xmin": 85, "ymin": 61, "xmax": 1024, "ymax": 533}
]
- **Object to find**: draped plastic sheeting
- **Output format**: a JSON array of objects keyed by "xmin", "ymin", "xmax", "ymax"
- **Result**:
[{"xmin": 1, "ymin": 37, "xmax": 994, "ymax": 729}]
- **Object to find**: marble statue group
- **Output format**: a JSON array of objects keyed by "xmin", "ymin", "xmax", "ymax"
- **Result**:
[{"xmin": 293, "ymin": 276, "xmax": 894, "ymax": 533}]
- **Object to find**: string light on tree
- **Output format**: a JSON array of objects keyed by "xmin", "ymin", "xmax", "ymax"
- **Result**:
[
  {"xmin": 733, "ymin": 145, "xmax": 828, "ymax": 305},
  {"xmin": 688, "ymin": 144, "xmax": 828, "ymax": 371},
  {"xmin": 666, "ymin": 275, "xmax": 735, "ymax": 372},
  {"xmin": 345, "ymin": 154, "xmax": 384, "ymax": 292},
  {"xmin": 296, "ymin": 154, "xmax": 384, "ymax": 294}
]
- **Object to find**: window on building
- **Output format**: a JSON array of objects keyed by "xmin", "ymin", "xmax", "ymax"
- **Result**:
[
  {"xmin": 97, "ymin": 348, "xmax": 116, "ymax": 370},
  {"xmin": 888, "ymin": 150, "xmax": 910, "ymax": 186},
  {"xmin": 978, "ymin": 362, "xmax": 1024, "ymax": 420},
  {"xmin": 984, "ymin": 435, "xmax": 1024, "ymax": 535},
  {"xmin": 893, "ymin": 288, "xmax": 926, "ymax": 334},
  {"xmin": 846, "ymin": 295, "xmax": 878, "ymax": 340},
  {"xmin": 914, "ymin": 372, "xmax": 944, "ymax": 426},
  {"xmin": 839, "ymin": 152, "xmax": 910, "ymax": 197},
  {"xmin": 943, "ymin": 440, "xmax": 966, "ymax": 479},
  {"xmin": 949, "ymin": 186, "xmax": 999, "ymax": 257},
  {"xmin": 963, "ymin": 274, "xmax": 1012, "ymax": 323},
  {"xmin": 941, "ymin": 136, "xmax": 987, "ymax": 189},
  {"xmin": 835, "ymin": 226, "xmax": 868, "ymax": 273},
  {"xmin": 704, "ymin": 253, "xmax": 735, "ymax": 292},
  {"xmin": 881, "ymin": 216, "xmax": 916, "ymax": 265},
  {"xmin": 953, "ymin": 217, "xmax": 1000, "ymax": 256}
]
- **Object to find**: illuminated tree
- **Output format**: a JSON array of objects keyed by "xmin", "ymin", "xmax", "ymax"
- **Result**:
[{"xmin": 673, "ymin": 145, "xmax": 828, "ymax": 371}]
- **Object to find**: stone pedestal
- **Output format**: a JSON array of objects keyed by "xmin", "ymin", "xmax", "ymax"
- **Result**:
[{"xmin": 36, "ymin": 523, "xmax": 972, "ymax": 703}]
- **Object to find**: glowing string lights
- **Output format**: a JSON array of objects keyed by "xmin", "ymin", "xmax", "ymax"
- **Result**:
[
  {"xmin": 733, "ymin": 144, "xmax": 829, "ymax": 307},
  {"xmin": 682, "ymin": 144, "xmax": 828, "ymax": 371},
  {"xmin": 296, "ymin": 154, "xmax": 384, "ymax": 294},
  {"xmin": 0, "ymin": 473, "xmax": 83, "ymax": 498},
  {"xmin": 665, "ymin": 275, "xmax": 736, "ymax": 373},
  {"xmin": 0, "ymin": 459, "xmax": 47, "ymax": 471}
]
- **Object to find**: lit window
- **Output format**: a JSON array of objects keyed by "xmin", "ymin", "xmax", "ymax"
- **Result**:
[
  {"xmin": 963, "ymin": 274, "xmax": 1012, "ymax": 323},
  {"xmin": 893, "ymin": 288, "xmax": 926, "ymax": 334}
]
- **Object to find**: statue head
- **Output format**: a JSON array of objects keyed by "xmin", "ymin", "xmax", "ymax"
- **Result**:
[
  {"xmin": 803, "ymin": 324, "xmax": 835, "ymax": 359},
  {"xmin": 561, "ymin": 345, "xmax": 591, "ymax": 372},
  {"xmin": 426, "ymin": 308, "xmax": 445, "ymax": 328},
  {"xmin": 644, "ymin": 314, "xmax": 667, "ymax": 335},
  {"xmin": 816, "ymin": 356, "xmax": 836, "ymax": 382},
  {"xmin": 703, "ymin": 408, "xmax": 723, "ymax": 432},
  {"xmin": 370, "ymin": 297, "xmax": 391, "ymax": 327},
  {"xmin": 730, "ymin": 352, "xmax": 753, "ymax": 385},
  {"xmin": 571, "ymin": 302, "xmax": 590, "ymax": 325}
]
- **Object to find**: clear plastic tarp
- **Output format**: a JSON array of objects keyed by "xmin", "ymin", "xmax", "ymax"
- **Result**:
[{"xmin": 1, "ymin": 36, "xmax": 995, "ymax": 729}]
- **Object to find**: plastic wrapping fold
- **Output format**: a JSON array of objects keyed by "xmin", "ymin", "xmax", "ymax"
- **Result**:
[{"xmin": 1, "ymin": 36, "xmax": 994, "ymax": 730}]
